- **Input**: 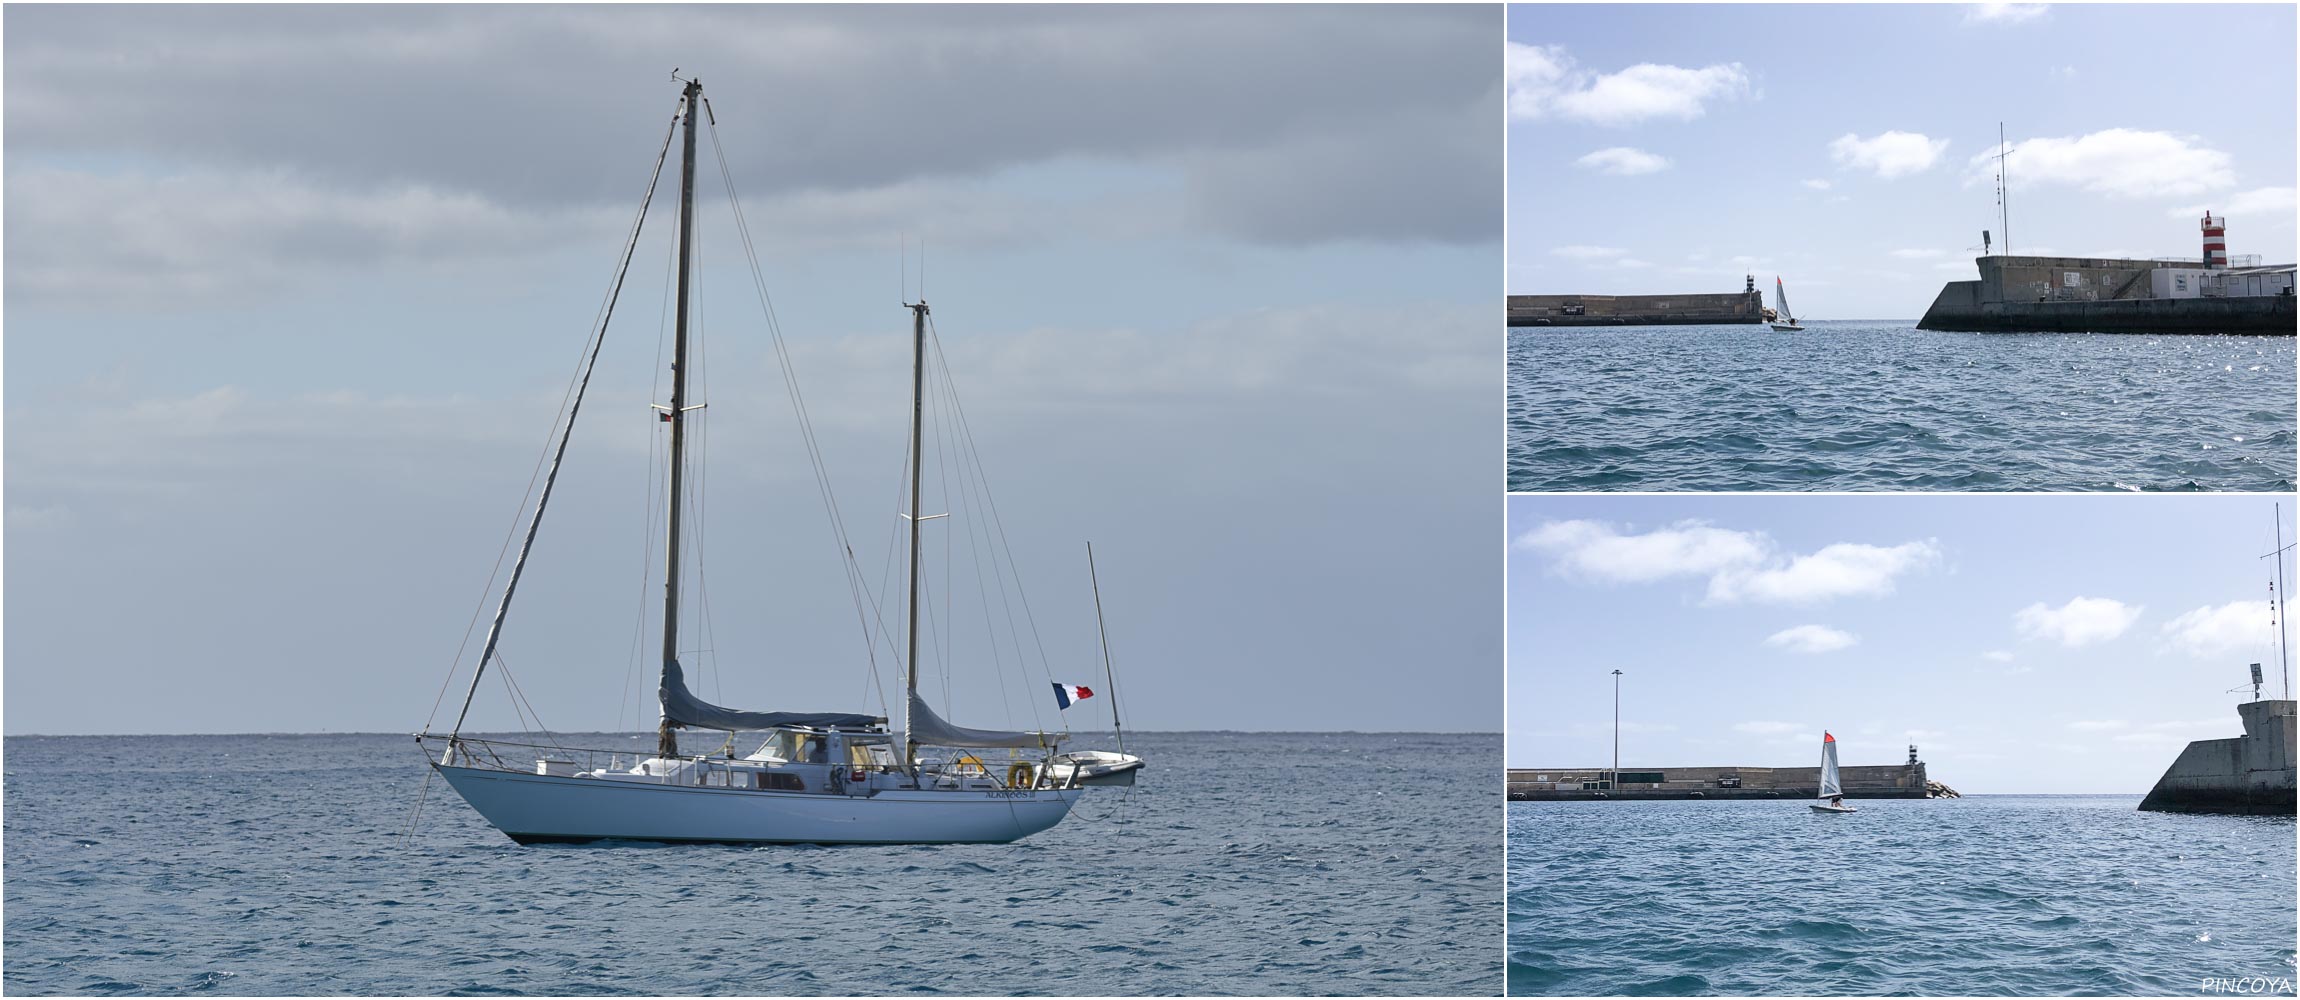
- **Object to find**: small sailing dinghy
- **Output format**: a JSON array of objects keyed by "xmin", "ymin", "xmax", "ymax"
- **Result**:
[
  {"xmin": 1810, "ymin": 731, "xmax": 1857, "ymax": 813},
  {"xmin": 416, "ymin": 77, "xmax": 1141, "ymax": 846},
  {"xmin": 1768, "ymin": 277, "xmax": 1805, "ymax": 331}
]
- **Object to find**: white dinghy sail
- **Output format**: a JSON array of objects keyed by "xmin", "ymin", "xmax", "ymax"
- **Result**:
[
  {"xmin": 1769, "ymin": 277, "xmax": 1805, "ymax": 331},
  {"xmin": 414, "ymin": 76, "xmax": 1138, "ymax": 846},
  {"xmin": 1811, "ymin": 731, "xmax": 1856, "ymax": 813}
]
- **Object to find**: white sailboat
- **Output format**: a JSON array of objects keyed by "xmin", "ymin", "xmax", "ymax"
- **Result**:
[
  {"xmin": 1810, "ymin": 731, "xmax": 1856, "ymax": 813},
  {"xmin": 418, "ymin": 77, "xmax": 1140, "ymax": 846},
  {"xmin": 1768, "ymin": 277, "xmax": 1805, "ymax": 332}
]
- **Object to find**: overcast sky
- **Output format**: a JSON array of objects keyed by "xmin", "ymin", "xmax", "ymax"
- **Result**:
[
  {"xmin": 3, "ymin": 5, "xmax": 1502, "ymax": 736},
  {"xmin": 1508, "ymin": 3, "xmax": 2298, "ymax": 317},
  {"xmin": 1509, "ymin": 494, "xmax": 2298, "ymax": 794}
]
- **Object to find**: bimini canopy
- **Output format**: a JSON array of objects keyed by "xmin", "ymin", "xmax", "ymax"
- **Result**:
[
  {"xmin": 659, "ymin": 658, "xmax": 880, "ymax": 732},
  {"xmin": 906, "ymin": 690, "xmax": 1065, "ymax": 749}
]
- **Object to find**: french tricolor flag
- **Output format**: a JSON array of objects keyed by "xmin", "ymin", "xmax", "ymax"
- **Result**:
[{"xmin": 1051, "ymin": 682, "xmax": 1095, "ymax": 710}]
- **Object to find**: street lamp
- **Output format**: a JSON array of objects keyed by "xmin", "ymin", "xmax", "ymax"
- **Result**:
[{"xmin": 1611, "ymin": 669, "xmax": 1623, "ymax": 789}]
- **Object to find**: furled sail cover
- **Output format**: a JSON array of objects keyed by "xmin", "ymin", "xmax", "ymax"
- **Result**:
[
  {"xmin": 659, "ymin": 658, "xmax": 880, "ymax": 731},
  {"xmin": 906, "ymin": 690, "xmax": 1064, "ymax": 749}
]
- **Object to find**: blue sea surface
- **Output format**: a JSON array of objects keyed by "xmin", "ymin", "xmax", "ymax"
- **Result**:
[
  {"xmin": 3, "ymin": 731, "xmax": 1501, "ymax": 996},
  {"xmin": 1507, "ymin": 324, "xmax": 2297, "ymax": 492},
  {"xmin": 1507, "ymin": 796, "xmax": 2297, "ymax": 996}
]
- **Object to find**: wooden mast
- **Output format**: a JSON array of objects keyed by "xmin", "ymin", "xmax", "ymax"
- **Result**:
[{"xmin": 656, "ymin": 77, "xmax": 701, "ymax": 761}]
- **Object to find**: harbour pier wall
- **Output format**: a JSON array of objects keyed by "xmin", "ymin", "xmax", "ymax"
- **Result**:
[
  {"xmin": 1918, "ymin": 255, "xmax": 2296, "ymax": 334},
  {"xmin": 2138, "ymin": 699, "xmax": 2296, "ymax": 816},
  {"xmin": 1508, "ymin": 290, "xmax": 1766, "ymax": 327},
  {"xmin": 1508, "ymin": 760, "xmax": 1934, "ymax": 801}
]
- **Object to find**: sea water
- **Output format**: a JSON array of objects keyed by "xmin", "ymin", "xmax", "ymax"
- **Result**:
[
  {"xmin": 1506, "ymin": 324, "xmax": 2296, "ymax": 492},
  {"xmin": 1506, "ymin": 796, "xmax": 2297, "ymax": 996},
  {"xmin": 3, "ymin": 731, "xmax": 1500, "ymax": 996}
]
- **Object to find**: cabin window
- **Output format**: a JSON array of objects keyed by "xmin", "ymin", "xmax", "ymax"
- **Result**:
[{"xmin": 758, "ymin": 772, "xmax": 805, "ymax": 792}]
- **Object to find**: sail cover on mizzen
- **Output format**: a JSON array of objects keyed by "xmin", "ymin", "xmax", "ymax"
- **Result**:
[{"xmin": 905, "ymin": 690, "xmax": 1063, "ymax": 749}]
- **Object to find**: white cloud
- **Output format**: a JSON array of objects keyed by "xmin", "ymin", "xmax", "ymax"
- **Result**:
[
  {"xmin": 1830, "ymin": 131, "xmax": 1950, "ymax": 179},
  {"xmin": 1981, "ymin": 650, "xmax": 2015, "ymax": 662},
  {"xmin": 1966, "ymin": 4, "xmax": 2050, "ymax": 24},
  {"xmin": 1506, "ymin": 41, "xmax": 1750, "ymax": 126},
  {"xmin": 1575, "ymin": 146, "xmax": 1671, "ymax": 176},
  {"xmin": 1515, "ymin": 519, "xmax": 1768, "ymax": 583},
  {"xmin": 2015, "ymin": 597, "xmax": 2143, "ymax": 647},
  {"xmin": 2068, "ymin": 720, "xmax": 2127, "ymax": 732},
  {"xmin": 1708, "ymin": 540, "xmax": 1942, "ymax": 605},
  {"xmin": 2110, "ymin": 731, "xmax": 2186, "ymax": 745},
  {"xmin": 1518, "ymin": 519, "xmax": 1939, "ymax": 605},
  {"xmin": 1505, "ymin": 42, "xmax": 1573, "ymax": 121},
  {"xmin": 1734, "ymin": 721, "xmax": 1800, "ymax": 735},
  {"xmin": 1801, "ymin": 178, "xmax": 1831, "ymax": 191},
  {"xmin": 1891, "ymin": 248, "xmax": 1947, "ymax": 259},
  {"xmin": 2159, "ymin": 601, "xmax": 2273, "ymax": 659},
  {"xmin": 1765, "ymin": 624, "xmax": 1860, "ymax": 654},
  {"xmin": 1906, "ymin": 729, "xmax": 1947, "ymax": 740},
  {"xmin": 2053, "ymin": 65, "xmax": 2079, "ymax": 79},
  {"xmin": 1978, "ymin": 129, "xmax": 2234, "ymax": 199},
  {"xmin": 2168, "ymin": 186, "xmax": 2298, "ymax": 220},
  {"xmin": 1617, "ymin": 258, "xmax": 1653, "ymax": 269},
  {"xmin": 1550, "ymin": 245, "xmax": 1626, "ymax": 259}
]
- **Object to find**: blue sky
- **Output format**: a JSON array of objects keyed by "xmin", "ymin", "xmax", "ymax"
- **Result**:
[
  {"xmin": 1508, "ymin": 494, "xmax": 2299, "ymax": 793},
  {"xmin": 2, "ymin": 7, "xmax": 1500, "ymax": 735},
  {"xmin": 1508, "ymin": 3, "xmax": 2299, "ymax": 317}
]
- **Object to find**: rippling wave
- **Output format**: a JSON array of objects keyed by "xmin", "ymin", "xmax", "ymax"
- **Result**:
[
  {"xmin": 1507, "ymin": 324, "xmax": 2296, "ymax": 492},
  {"xmin": 1507, "ymin": 797, "xmax": 2296, "ymax": 996},
  {"xmin": 3, "ymin": 732, "xmax": 1500, "ymax": 996}
]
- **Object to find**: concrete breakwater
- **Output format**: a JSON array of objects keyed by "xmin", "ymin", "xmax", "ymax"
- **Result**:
[
  {"xmin": 2138, "ymin": 699, "xmax": 2295, "ymax": 816},
  {"xmin": 1508, "ymin": 757, "xmax": 1948, "ymax": 801},
  {"xmin": 1919, "ymin": 255, "xmax": 2296, "ymax": 335},
  {"xmin": 1509, "ymin": 289, "xmax": 1765, "ymax": 327}
]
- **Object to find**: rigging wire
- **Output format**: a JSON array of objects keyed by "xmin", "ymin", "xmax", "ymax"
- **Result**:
[
  {"xmin": 436, "ymin": 104, "xmax": 680, "ymax": 739},
  {"xmin": 620, "ymin": 196, "xmax": 684, "ymax": 738},
  {"xmin": 927, "ymin": 316, "xmax": 1054, "ymax": 735},
  {"xmin": 701, "ymin": 101, "xmax": 901, "ymax": 720}
]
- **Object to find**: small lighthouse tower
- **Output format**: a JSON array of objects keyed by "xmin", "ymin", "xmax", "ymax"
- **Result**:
[{"xmin": 2201, "ymin": 212, "xmax": 2228, "ymax": 269}]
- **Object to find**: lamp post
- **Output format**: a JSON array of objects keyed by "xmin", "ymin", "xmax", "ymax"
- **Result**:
[{"xmin": 1611, "ymin": 669, "xmax": 1623, "ymax": 789}]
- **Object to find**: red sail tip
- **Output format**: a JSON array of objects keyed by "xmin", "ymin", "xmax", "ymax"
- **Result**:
[{"xmin": 1823, "ymin": 731, "xmax": 1835, "ymax": 742}]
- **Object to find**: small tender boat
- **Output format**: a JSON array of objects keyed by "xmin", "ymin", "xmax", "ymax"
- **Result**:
[
  {"xmin": 1809, "ymin": 731, "xmax": 1858, "ymax": 813},
  {"xmin": 1046, "ymin": 749, "xmax": 1146, "ymax": 787},
  {"xmin": 1769, "ymin": 277, "xmax": 1806, "ymax": 331}
]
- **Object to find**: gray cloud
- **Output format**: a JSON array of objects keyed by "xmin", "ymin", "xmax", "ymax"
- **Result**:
[{"xmin": 6, "ymin": 5, "xmax": 1496, "ymax": 238}]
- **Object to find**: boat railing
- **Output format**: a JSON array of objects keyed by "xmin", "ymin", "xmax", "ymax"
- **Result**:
[{"xmin": 420, "ymin": 734, "xmax": 1081, "ymax": 790}]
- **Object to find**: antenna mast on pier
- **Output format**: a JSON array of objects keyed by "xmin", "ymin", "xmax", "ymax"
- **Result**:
[
  {"xmin": 1991, "ymin": 122, "xmax": 2015, "ymax": 257},
  {"xmin": 2265, "ymin": 503, "xmax": 2295, "ymax": 701}
]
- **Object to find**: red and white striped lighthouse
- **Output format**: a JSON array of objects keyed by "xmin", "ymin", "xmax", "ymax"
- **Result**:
[{"xmin": 2201, "ymin": 212, "xmax": 2228, "ymax": 269}]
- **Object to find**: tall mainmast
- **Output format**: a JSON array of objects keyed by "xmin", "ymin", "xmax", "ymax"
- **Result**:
[
  {"xmin": 903, "ymin": 299, "xmax": 930, "ymax": 768},
  {"xmin": 656, "ymin": 77, "xmax": 702, "ymax": 760}
]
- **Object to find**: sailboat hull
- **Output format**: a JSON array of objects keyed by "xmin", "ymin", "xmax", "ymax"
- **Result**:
[
  {"xmin": 435, "ymin": 765, "xmax": 1081, "ymax": 845},
  {"xmin": 1810, "ymin": 803, "xmax": 1858, "ymax": 813}
]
